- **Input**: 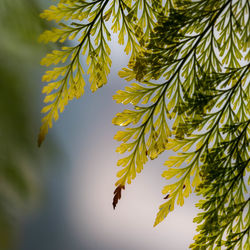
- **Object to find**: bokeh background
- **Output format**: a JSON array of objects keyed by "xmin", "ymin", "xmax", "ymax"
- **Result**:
[{"xmin": 0, "ymin": 0, "xmax": 200, "ymax": 249}]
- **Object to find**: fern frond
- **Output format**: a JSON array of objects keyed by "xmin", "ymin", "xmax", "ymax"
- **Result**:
[
  {"xmin": 155, "ymin": 64, "xmax": 249, "ymax": 228},
  {"xmin": 113, "ymin": 0, "xmax": 233, "ymax": 208},
  {"xmin": 39, "ymin": 0, "xmax": 163, "ymax": 145},
  {"xmin": 113, "ymin": 81, "xmax": 171, "ymax": 184},
  {"xmin": 38, "ymin": 0, "xmax": 111, "ymax": 146}
]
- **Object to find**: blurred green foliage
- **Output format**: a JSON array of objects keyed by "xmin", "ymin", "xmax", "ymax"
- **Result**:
[{"xmin": 0, "ymin": 0, "xmax": 50, "ymax": 248}]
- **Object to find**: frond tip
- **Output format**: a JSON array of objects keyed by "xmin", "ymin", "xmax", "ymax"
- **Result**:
[{"xmin": 113, "ymin": 185, "xmax": 125, "ymax": 209}]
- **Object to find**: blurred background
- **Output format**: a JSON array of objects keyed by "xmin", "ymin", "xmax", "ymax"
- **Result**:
[{"xmin": 0, "ymin": 0, "xmax": 200, "ymax": 249}]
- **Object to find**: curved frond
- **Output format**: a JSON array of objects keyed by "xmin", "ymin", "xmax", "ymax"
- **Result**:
[
  {"xmin": 39, "ymin": 0, "xmax": 162, "ymax": 145},
  {"xmin": 113, "ymin": 0, "xmax": 234, "ymax": 208}
]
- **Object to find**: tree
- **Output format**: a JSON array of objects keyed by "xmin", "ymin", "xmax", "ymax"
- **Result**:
[{"xmin": 39, "ymin": 0, "xmax": 249, "ymax": 249}]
